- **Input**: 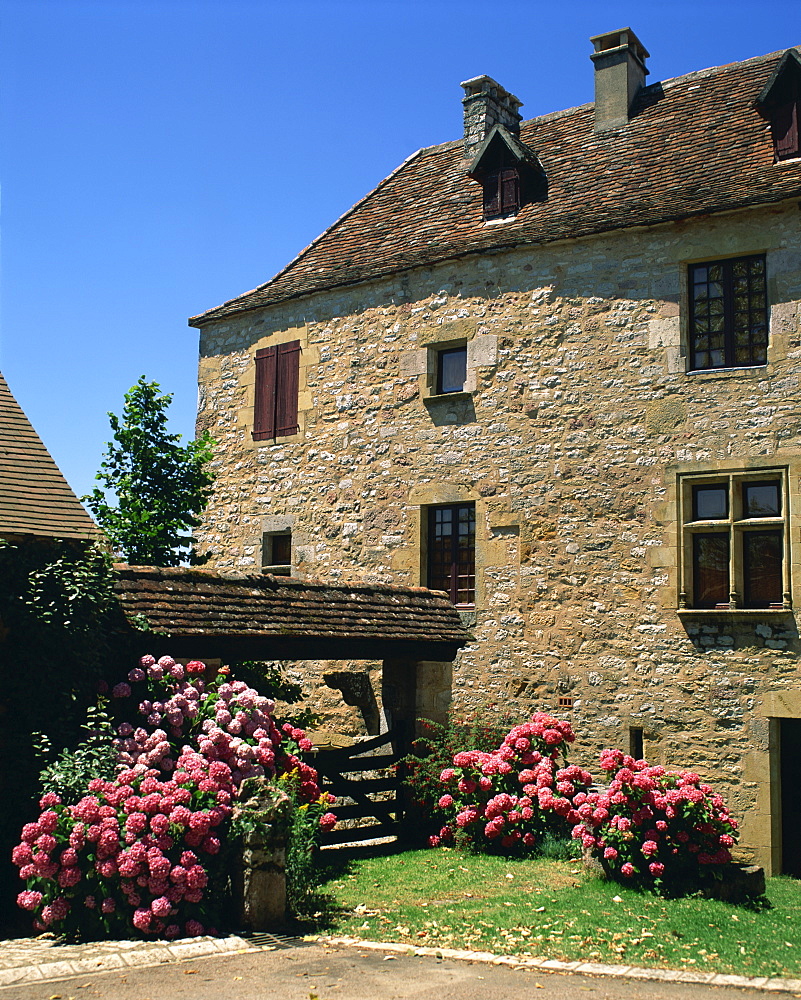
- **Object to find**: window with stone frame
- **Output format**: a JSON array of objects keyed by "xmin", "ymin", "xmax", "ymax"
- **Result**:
[
  {"xmin": 262, "ymin": 530, "xmax": 292, "ymax": 575},
  {"xmin": 688, "ymin": 255, "xmax": 768, "ymax": 371},
  {"xmin": 678, "ymin": 469, "xmax": 790, "ymax": 610},
  {"xmin": 253, "ymin": 340, "xmax": 300, "ymax": 440},
  {"xmin": 427, "ymin": 503, "xmax": 476, "ymax": 607}
]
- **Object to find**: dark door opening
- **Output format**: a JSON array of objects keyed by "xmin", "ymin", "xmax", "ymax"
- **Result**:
[{"xmin": 781, "ymin": 718, "xmax": 801, "ymax": 876}]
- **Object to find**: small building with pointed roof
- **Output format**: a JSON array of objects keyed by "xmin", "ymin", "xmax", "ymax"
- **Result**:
[{"xmin": 0, "ymin": 371, "xmax": 99, "ymax": 542}]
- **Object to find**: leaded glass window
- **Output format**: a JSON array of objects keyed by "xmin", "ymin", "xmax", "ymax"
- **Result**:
[{"xmin": 689, "ymin": 255, "xmax": 768, "ymax": 371}]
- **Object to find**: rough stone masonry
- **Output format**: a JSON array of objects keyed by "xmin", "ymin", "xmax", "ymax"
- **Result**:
[{"xmin": 193, "ymin": 198, "xmax": 801, "ymax": 873}]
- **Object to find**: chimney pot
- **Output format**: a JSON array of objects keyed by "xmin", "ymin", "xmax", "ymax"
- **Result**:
[
  {"xmin": 461, "ymin": 75, "xmax": 523, "ymax": 159},
  {"xmin": 589, "ymin": 27, "xmax": 650, "ymax": 131}
]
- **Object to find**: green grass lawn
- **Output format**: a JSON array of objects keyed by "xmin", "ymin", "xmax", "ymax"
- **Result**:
[{"xmin": 313, "ymin": 848, "xmax": 801, "ymax": 979}]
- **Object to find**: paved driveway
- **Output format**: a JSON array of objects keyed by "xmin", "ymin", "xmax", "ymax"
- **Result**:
[{"xmin": 0, "ymin": 935, "xmax": 796, "ymax": 1000}]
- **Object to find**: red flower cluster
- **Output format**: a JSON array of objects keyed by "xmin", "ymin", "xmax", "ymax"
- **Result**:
[
  {"xmin": 13, "ymin": 656, "xmax": 333, "ymax": 939},
  {"xmin": 431, "ymin": 714, "xmax": 592, "ymax": 853},
  {"xmin": 571, "ymin": 748, "xmax": 739, "ymax": 889}
]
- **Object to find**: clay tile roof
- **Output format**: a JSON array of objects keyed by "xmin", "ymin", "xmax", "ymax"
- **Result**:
[
  {"xmin": 190, "ymin": 47, "xmax": 801, "ymax": 327},
  {"xmin": 112, "ymin": 565, "xmax": 467, "ymax": 658},
  {"xmin": 0, "ymin": 371, "xmax": 100, "ymax": 541}
]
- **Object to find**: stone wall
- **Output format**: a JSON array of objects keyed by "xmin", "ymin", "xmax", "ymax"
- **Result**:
[{"xmin": 195, "ymin": 200, "xmax": 801, "ymax": 871}]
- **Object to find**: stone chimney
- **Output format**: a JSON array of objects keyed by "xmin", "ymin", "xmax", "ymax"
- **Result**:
[
  {"xmin": 461, "ymin": 75, "xmax": 523, "ymax": 159},
  {"xmin": 589, "ymin": 27, "xmax": 650, "ymax": 131}
]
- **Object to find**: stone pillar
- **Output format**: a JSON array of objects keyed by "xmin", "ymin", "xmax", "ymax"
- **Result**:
[
  {"xmin": 414, "ymin": 660, "xmax": 453, "ymax": 728},
  {"xmin": 232, "ymin": 780, "xmax": 292, "ymax": 931},
  {"xmin": 382, "ymin": 658, "xmax": 419, "ymax": 760}
]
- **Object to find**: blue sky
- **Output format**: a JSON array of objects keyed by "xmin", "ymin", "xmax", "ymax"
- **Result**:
[{"xmin": 0, "ymin": 0, "xmax": 795, "ymax": 504}]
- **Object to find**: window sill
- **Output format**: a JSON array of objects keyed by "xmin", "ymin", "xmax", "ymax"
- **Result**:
[
  {"xmin": 677, "ymin": 607, "xmax": 792, "ymax": 616},
  {"xmin": 424, "ymin": 390, "xmax": 472, "ymax": 403},
  {"xmin": 262, "ymin": 565, "xmax": 292, "ymax": 577},
  {"xmin": 685, "ymin": 365, "xmax": 768, "ymax": 377}
]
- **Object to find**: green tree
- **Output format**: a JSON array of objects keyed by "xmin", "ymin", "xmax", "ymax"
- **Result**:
[{"xmin": 84, "ymin": 377, "xmax": 214, "ymax": 566}]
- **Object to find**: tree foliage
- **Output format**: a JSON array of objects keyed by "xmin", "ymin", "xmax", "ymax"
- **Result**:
[{"xmin": 84, "ymin": 378, "xmax": 214, "ymax": 566}]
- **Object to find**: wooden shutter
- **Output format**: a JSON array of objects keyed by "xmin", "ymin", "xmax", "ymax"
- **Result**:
[
  {"xmin": 253, "ymin": 346, "xmax": 277, "ymax": 440},
  {"xmin": 500, "ymin": 169, "xmax": 519, "ymax": 215},
  {"xmin": 483, "ymin": 172, "xmax": 501, "ymax": 219},
  {"xmin": 773, "ymin": 100, "xmax": 799, "ymax": 160},
  {"xmin": 275, "ymin": 340, "xmax": 300, "ymax": 437}
]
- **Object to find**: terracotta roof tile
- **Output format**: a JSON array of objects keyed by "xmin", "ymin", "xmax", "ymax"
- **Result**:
[
  {"xmin": 191, "ymin": 48, "xmax": 801, "ymax": 326},
  {"xmin": 0, "ymin": 371, "xmax": 100, "ymax": 541}
]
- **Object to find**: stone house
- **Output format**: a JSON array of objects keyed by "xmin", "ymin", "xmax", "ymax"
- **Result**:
[{"xmin": 189, "ymin": 30, "xmax": 801, "ymax": 873}]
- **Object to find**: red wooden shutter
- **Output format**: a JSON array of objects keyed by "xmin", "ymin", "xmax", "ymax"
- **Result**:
[
  {"xmin": 275, "ymin": 340, "xmax": 300, "ymax": 437},
  {"xmin": 500, "ymin": 169, "xmax": 519, "ymax": 215},
  {"xmin": 253, "ymin": 346, "xmax": 277, "ymax": 440},
  {"xmin": 773, "ymin": 100, "xmax": 799, "ymax": 160}
]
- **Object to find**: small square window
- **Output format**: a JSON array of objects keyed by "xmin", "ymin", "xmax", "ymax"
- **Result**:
[
  {"xmin": 483, "ymin": 168, "xmax": 520, "ymax": 220},
  {"xmin": 743, "ymin": 482, "xmax": 781, "ymax": 517},
  {"xmin": 437, "ymin": 347, "xmax": 467, "ymax": 394},
  {"xmin": 262, "ymin": 531, "xmax": 291, "ymax": 575},
  {"xmin": 680, "ymin": 471, "xmax": 788, "ymax": 610},
  {"xmin": 693, "ymin": 485, "xmax": 728, "ymax": 520}
]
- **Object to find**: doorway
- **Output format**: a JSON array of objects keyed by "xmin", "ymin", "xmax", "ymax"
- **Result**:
[{"xmin": 781, "ymin": 718, "xmax": 801, "ymax": 876}]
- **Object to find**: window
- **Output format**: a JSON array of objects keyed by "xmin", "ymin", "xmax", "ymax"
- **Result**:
[
  {"xmin": 688, "ymin": 256, "xmax": 768, "ymax": 371},
  {"xmin": 436, "ymin": 346, "xmax": 467, "ymax": 394},
  {"xmin": 629, "ymin": 727, "xmax": 644, "ymax": 760},
  {"xmin": 262, "ymin": 530, "xmax": 291, "ymax": 575},
  {"xmin": 483, "ymin": 168, "xmax": 519, "ymax": 220},
  {"xmin": 771, "ymin": 90, "xmax": 800, "ymax": 161},
  {"xmin": 679, "ymin": 470, "xmax": 789, "ymax": 610},
  {"xmin": 756, "ymin": 49, "xmax": 801, "ymax": 162},
  {"xmin": 427, "ymin": 503, "xmax": 476, "ymax": 606},
  {"xmin": 253, "ymin": 340, "xmax": 300, "ymax": 440}
]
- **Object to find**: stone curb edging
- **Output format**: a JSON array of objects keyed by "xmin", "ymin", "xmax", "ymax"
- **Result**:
[
  {"xmin": 318, "ymin": 935, "xmax": 801, "ymax": 994},
  {"xmin": 0, "ymin": 936, "xmax": 260, "ymax": 989}
]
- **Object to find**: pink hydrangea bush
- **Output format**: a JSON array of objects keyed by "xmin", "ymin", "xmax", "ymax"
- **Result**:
[
  {"xmin": 430, "ymin": 713, "xmax": 593, "ymax": 854},
  {"xmin": 13, "ymin": 656, "xmax": 333, "ymax": 939},
  {"xmin": 571, "ymin": 748, "xmax": 739, "ymax": 892},
  {"xmin": 13, "ymin": 749, "xmax": 233, "ymax": 938}
]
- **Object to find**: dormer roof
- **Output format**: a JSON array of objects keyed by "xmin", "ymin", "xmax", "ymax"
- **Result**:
[
  {"xmin": 466, "ymin": 124, "xmax": 544, "ymax": 179},
  {"xmin": 756, "ymin": 47, "xmax": 801, "ymax": 107}
]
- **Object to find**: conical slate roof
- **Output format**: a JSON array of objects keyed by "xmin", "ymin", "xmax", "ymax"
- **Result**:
[{"xmin": 0, "ymin": 371, "xmax": 99, "ymax": 540}]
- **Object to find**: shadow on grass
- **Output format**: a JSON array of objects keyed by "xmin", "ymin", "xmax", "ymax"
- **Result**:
[{"xmin": 288, "ymin": 839, "xmax": 410, "ymax": 933}]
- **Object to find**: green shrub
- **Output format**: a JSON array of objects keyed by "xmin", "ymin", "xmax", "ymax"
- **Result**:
[
  {"xmin": 34, "ymin": 700, "xmax": 117, "ymax": 804},
  {"xmin": 402, "ymin": 709, "xmax": 518, "ymax": 843}
]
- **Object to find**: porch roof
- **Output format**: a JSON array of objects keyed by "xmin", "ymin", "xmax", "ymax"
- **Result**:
[{"xmin": 112, "ymin": 564, "xmax": 468, "ymax": 661}]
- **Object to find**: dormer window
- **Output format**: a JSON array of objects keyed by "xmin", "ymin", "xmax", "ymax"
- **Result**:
[
  {"xmin": 467, "ymin": 124, "xmax": 546, "ymax": 222},
  {"xmin": 756, "ymin": 49, "xmax": 801, "ymax": 162},
  {"xmin": 483, "ymin": 168, "xmax": 520, "ymax": 220}
]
